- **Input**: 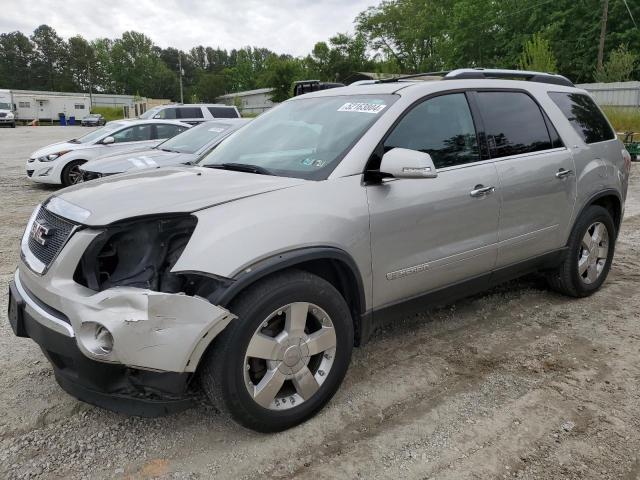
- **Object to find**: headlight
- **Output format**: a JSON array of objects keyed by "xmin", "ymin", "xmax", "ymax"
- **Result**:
[
  {"xmin": 74, "ymin": 215, "xmax": 198, "ymax": 292},
  {"xmin": 6, "ymin": 112, "xmax": 13, "ymax": 119},
  {"xmin": 39, "ymin": 150, "xmax": 71, "ymax": 162}
]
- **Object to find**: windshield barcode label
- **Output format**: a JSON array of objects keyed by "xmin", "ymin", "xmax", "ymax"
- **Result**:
[{"xmin": 338, "ymin": 103, "xmax": 387, "ymax": 114}]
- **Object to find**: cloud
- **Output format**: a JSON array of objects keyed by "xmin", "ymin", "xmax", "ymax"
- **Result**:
[{"xmin": 0, "ymin": 0, "xmax": 374, "ymax": 56}]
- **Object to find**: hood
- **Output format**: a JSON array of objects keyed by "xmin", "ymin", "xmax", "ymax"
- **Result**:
[
  {"xmin": 31, "ymin": 141, "xmax": 82, "ymax": 158},
  {"xmin": 84, "ymin": 149, "xmax": 196, "ymax": 175},
  {"xmin": 52, "ymin": 166, "xmax": 307, "ymax": 226}
]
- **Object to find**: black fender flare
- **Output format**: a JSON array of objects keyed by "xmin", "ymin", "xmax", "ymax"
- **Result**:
[
  {"xmin": 574, "ymin": 189, "xmax": 623, "ymax": 236},
  {"xmin": 212, "ymin": 247, "xmax": 367, "ymax": 317}
]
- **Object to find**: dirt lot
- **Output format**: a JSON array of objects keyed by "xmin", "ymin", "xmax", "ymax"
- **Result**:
[{"xmin": 0, "ymin": 126, "xmax": 639, "ymax": 480}]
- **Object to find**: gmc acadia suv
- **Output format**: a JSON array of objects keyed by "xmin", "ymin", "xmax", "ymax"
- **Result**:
[{"xmin": 8, "ymin": 69, "xmax": 631, "ymax": 432}]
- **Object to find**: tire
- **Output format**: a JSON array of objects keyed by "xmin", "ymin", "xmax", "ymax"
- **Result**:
[
  {"xmin": 61, "ymin": 160, "xmax": 86, "ymax": 187},
  {"xmin": 11, "ymin": 122, "xmax": 15, "ymax": 128},
  {"xmin": 547, "ymin": 205, "xmax": 616, "ymax": 297},
  {"xmin": 200, "ymin": 269, "xmax": 354, "ymax": 432}
]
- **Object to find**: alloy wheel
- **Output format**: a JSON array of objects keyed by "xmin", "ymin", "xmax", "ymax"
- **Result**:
[
  {"xmin": 578, "ymin": 221, "xmax": 609, "ymax": 285},
  {"xmin": 243, "ymin": 302, "xmax": 337, "ymax": 410}
]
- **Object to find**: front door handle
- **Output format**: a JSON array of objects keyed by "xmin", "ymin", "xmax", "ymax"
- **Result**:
[
  {"xmin": 470, "ymin": 185, "xmax": 496, "ymax": 197},
  {"xmin": 555, "ymin": 168, "xmax": 574, "ymax": 179}
]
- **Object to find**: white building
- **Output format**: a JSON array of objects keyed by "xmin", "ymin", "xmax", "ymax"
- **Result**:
[
  {"xmin": 217, "ymin": 88, "xmax": 275, "ymax": 114},
  {"xmin": 576, "ymin": 81, "xmax": 640, "ymax": 109},
  {"xmin": 6, "ymin": 89, "xmax": 171, "ymax": 122}
]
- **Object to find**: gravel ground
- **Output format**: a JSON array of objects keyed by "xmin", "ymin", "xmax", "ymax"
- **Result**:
[{"xmin": 0, "ymin": 126, "xmax": 639, "ymax": 480}]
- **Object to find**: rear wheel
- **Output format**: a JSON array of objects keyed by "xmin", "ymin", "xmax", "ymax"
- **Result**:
[
  {"xmin": 61, "ymin": 160, "xmax": 86, "ymax": 187},
  {"xmin": 200, "ymin": 270, "xmax": 353, "ymax": 432},
  {"xmin": 547, "ymin": 205, "xmax": 616, "ymax": 297}
]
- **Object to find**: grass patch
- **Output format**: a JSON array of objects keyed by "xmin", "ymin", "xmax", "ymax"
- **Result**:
[
  {"xmin": 91, "ymin": 106, "xmax": 125, "ymax": 122},
  {"xmin": 602, "ymin": 106, "xmax": 640, "ymax": 133}
]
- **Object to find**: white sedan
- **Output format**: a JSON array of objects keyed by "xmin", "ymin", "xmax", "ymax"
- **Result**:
[{"xmin": 26, "ymin": 119, "xmax": 191, "ymax": 186}]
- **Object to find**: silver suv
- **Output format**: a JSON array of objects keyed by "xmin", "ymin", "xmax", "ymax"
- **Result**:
[{"xmin": 8, "ymin": 69, "xmax": 631, "ymax": 432}]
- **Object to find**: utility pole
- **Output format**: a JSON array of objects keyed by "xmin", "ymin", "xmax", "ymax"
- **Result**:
[
  {"xmin": 178, "ymin": 53, "xmax": 184, "ymax": 104},
  {"xmin": 88, "ymin": 63, "xmax": 93, "ymax": 112},
  {"xmin": 597, "ymin": 0, "xmax": 609, "ymax": 71}
]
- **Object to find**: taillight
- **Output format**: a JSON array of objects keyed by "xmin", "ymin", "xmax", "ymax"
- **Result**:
[{"xmin": 622, "ymin": 149, "xmax": 631, "ymax": 175}]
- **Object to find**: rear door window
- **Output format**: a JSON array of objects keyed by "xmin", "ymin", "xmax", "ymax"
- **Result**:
[
  {"xmin": 207, "ymin": 106, "xmax": 240, "ymax": 118},
  {"xmin": 548, "ymin": 92, "xmax": 615, "ymax": 144},
  {"xmin": 155, "ymin": 124, "xmax": 187, "ymax": 139},
  {"xmin": 383, "ymin": 93, "xmax": 480, "ymax": 169},
  {"xmin": 178, "ymin": 107, "xmax": 204, "ymax": 119},
  {"xmin": 112, "ymin": 124, "xmax": 153, "ymax": 143},
  {"xmin": 476, "ymin": 91, "xmax": 552, "ymax": 158}
]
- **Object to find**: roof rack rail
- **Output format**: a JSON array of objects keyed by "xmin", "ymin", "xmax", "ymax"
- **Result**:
[
  {"xmin": 444, "ymin": 68, "xmax": 574, "ymax": 87},
  {"xmin": 377, "ymin": 68, "xmax": 574, "ymax": 87}
]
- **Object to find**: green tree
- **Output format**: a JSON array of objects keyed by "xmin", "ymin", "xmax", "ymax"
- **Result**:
[
  {"xmin": 30, "ymin": 25, "xmax": 67, "ymax": 90},
  {"xmin": 192, "ymin": 72, "xmax": 227, "ymax": 102},
  {"xmin": 594, "ymin": 44, "xmax": 637, "ymax": 82},
  {"xmin": 66, "ymin": 35, "xmax": 95, "ymax": 92},
  {"xmin": 0, "ymin": 31, "xmax": 34, "ymax": 89},
  {"xmin": 518, "ymin": 33, "xmax": 558, "ymax": 72},
  {"xmin": 260, "ymin": 56, "xmax": 303, "ymax": 102}
]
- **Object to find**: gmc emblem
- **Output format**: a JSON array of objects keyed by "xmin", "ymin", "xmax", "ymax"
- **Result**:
[{"xmin": 30, "ymin": 220, "xmax": 54, "ymax": 246}]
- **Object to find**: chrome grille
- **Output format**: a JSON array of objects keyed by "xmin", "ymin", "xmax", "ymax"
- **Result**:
[
  {"xmin": 27, "ymin": 206, "xmax": 77, "ymax": 268},
  {"xmin": 0, "ymin": 112, "xmax": 6, "ymax": 118}
]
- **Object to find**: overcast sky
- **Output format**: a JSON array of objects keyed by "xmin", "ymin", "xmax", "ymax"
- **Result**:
[{"xmin": 1, "ymin": 0, "xmax": 376, "ymax": 56}]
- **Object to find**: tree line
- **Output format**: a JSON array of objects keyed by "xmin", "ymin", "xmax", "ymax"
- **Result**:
[{"xmin": 0, "ymin": 0, "xmax": 638, "ymax": 104}]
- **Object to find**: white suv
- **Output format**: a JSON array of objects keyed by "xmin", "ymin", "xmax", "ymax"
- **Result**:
[{"xmin": 140, "ymin": 104, "xmax": 241, "ymax": 125}]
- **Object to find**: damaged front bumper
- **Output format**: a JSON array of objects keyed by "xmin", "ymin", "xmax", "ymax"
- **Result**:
[{"xmin": 10, "ymin": 237, "xmax": 235, "ymax": 414}]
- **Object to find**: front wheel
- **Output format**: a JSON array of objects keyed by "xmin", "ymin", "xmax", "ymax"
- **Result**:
[
  {"xmin": 547, "ymin": 205, "xmax": 616, "ymax": 297},
  {"xmin": 200, "ymin": 270, "xmax": 354, "ymax": 432},
  {"xmin": 61, "ymin": 160, "xmax": 86, "ymax": 187}
]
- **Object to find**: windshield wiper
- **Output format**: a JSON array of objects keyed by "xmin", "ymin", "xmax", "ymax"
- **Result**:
[
  {"xmin": 68, "ymin": 138, "xmax": 80, "ymax": 144},
  {"xmin": 161, "ymin": 148, "xmax": 180, "ymax": 153},
  {"xmin": 204, "ymin": 162, "xmax": 273, "ymax": 176}
]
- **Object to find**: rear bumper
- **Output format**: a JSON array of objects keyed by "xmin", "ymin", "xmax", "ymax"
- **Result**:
[{"xmin": 8, "ymin": 279, "xmax": 193, "ymax": 416}]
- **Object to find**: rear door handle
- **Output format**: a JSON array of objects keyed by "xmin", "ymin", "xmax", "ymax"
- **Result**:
[
  {"xmin": 470, "ymin": 185, "xmax": 495, "ymax": 197},
  {"xmin": 555, "ymin": 168, "xmax": 574, "ymax": 179}
]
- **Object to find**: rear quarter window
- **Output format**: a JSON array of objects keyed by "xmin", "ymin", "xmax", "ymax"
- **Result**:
[
  {"xmin": 208, "ymin": 106, "xmax": 240, "ymax": 118},
  {"xmin": 178, "ymin": 107, "xmax": 204, "ymax": 119},
  {"xmin": 548, "ymin": 92, "xmax": 615, "ymax": 144}
]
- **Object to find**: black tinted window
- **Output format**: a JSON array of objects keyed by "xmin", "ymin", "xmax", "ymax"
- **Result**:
[
  {"xmin": 207, "ymin": 106, "xmax": 240, "ymax": 118},
  {"xmin": 178, "ymin": 107, "xmax": 204, "ymax": 119},
  {"xmin": 549, "ymin": 92, "xmax": 614, "ymax": 144},
  {"xmin": 477, "ymin": 92, "xmax": 552, "ymax": 158},
  {"xmin": 384, "ymin": 93, "xmax": 479, "ymax": 169}
]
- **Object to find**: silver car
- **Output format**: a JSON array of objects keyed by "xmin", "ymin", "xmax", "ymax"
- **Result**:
[
  {"xmin": 79, "ymin": 119, "xmax": 251, "ymax": 181},
  {"xmin": 8, "ymin": 69, "xmax": 631, "ymax": 432},
  {"xmin": 26, "ymin": 119, "xmax": 191, "ymax": 186}
]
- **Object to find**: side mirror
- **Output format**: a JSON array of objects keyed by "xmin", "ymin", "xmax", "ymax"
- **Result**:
[
  {"xmin": 102, "ymin": 136, "xmax": 115, "ymax": 145},
  {"xmin": 379, "ymin": 148, "xmax": 437, "ymax": 179},
  {"xmin": 153, "ymin": 114, "xmax": 161, "ymax": 119}
]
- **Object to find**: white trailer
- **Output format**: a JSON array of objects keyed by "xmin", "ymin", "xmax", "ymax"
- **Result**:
[{"xmin": 11, "ymin": 90, "xmax": 91, "ymax": 123}]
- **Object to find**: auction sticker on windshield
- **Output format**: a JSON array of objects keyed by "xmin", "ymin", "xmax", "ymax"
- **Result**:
[{"xmin": 337, "ymin": 102, "xmax": 386, "ymax": 114}]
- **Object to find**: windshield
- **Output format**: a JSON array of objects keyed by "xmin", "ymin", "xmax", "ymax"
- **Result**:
[
  {"xmin": 139, "ymin": 107, "xmax": 162, "ymax": 119},
  {"xmin": 74, "ymin": 122, "xmax": 126, "ymax": 144},
  {"xmin": 199, "ymin": 94, "xmax": 397, "ymax": 179},
  {"xmin": 0, "ymin": 102, "xmax": 11, "ymax": 110},
  {"xmin": 159, "ymin": 121, "xmax": 234, "ymax": 154}
]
